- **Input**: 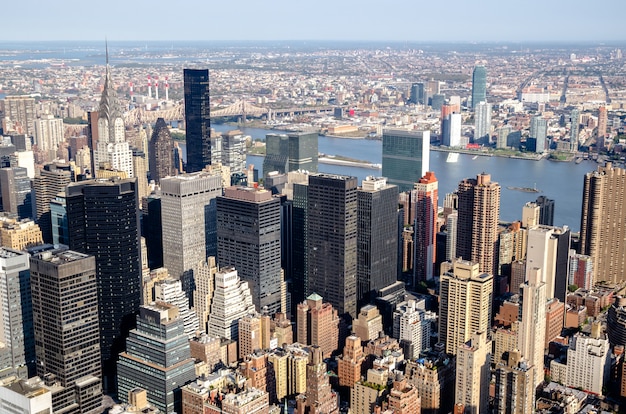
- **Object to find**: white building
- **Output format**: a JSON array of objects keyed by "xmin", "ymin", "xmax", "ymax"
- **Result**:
[
  {"xmin": 565, "ymin": 329, "xmax": 610, "ymax": 395},
  {"xmin": 154, "ymin": 277, "xmax": 201, "ymax": 339},
  {"xmin": 393, "ymin": 299, "xmax": 436, "ymax": 359},
  {"xmin": 0, "ymin": 376, "xmax": 52, "ymax": 414},
  {"xmin": 518, "ymin": 267, "xmax": 547, "ymax": 388},
  {"xmin": 207, "ymin": 267, "xmax": 256, "ymax": 340},
  {"xmin": 455, "ymin": 331, "xmax": 491, "ymax": 414},
  {"xmin": 33, "ymin": 114, "xmax": 64, "ymax": 154},
  {"xmin": 474, "ymin": 102, "xmax": 492, "ymax": 143}
]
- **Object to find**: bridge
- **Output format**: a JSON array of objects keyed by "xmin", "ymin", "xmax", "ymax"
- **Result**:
[{"xmin": 123, "ymin": 100, "xmax": 335, "ymax": 125}]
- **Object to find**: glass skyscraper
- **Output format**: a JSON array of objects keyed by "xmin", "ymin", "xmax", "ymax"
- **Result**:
[
  {"xmin": 183, "ymin": 69, "xmax": 211, "ymax": 173},
  {"xmin": 471, "ymin": 66, "xmax": 487, "ymax": 109},
  {"xmin": 381, "ymin": 129, "xmax": 430, "ymax": 193}
]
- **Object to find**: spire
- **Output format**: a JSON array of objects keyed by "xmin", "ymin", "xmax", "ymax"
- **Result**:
[
  {"xmin": 99, "ymin": 41, "xmax": 123, "ymax": 124},
  {"xmin": 105, "ymin": 37, "xmax": 109, "ymax": 66}
]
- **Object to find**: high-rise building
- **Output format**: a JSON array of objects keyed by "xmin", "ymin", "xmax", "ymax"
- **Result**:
[
  {"xmin": 117, "ymin": 303, "xmax": 196, "ymax": 413},
  {"xmin": 441, "ymin": 113, "xmax": 462, "ymax": 147},
  {"xmin": 570, "ymin": 109, "xmax": 580, "ymax": 152},
  {"xmin": 221, "ymin": 130, "xmax": 247, "ymax": 174},
  {"xmin": 409, "ymin": 83, "xmax": 425, "ymax": 105},
  {"xmin": 357, "ymin": 176, "xmax": 398, "ymax": 306},
  {"xmin": 263, "ymin": 132, "xmax": 318, "ymax": 177},
  {"xmin": 455, "ymin": 331, "xmax": 491, "ymax": 414},
  {"xmin": 382, "ymin": 129, "xmax": 430, "ymax": 193},
  {"xmin": 526, "ymin": 225, "xmax": 571, "ymax": 301},
  {"xmin": 565, "ymin": 328, "xmax": 610, "ymax": 395},
  {"xmin": 597, "ymin": 106, "xmax": 608, "ymax": 140},
  {"xmin": 0, "ymin": 248, "xmax": 34, "ymax": 379},
  {"xmin": 65, "ymin": 178, "xmax": 141, "ymax": 385},
  {"xmin": 296, "ymin": 293, "xmax": 339, "ymax": 359},
  {"xmin": 471, "ymin": 66, "xmax": 487, "ymax": 109},
  {"xmin": 406, "ymin": 353, "xmax": 455, "ymax": 414},
  {"xmin": 474, "ymin": 102, "xmax": 492, "ymax": 143},
  {"xmin": 351, "ymin": 369, "xmax": 388, "ymax": 414},
  {"xmin": 0, "ymin": 167, "xmax": 31, "ymax": 219},
  {"xmin": 93, "ymin": 54, "xmax": 134, "ymax": 178},
  {"xmin": 217, "ymin": 186, "xmax": 284, "ymax": 314},
  {"xmin": 413, "ymin": 172, "xmax": 438, "ymax": 284},
  {"xmin": 33, "ymin": 114, "xmax": 64, "ymax": 156},
  {"xmin": 518, "ymin": 267, "xmax": 547, "ymax": 388},
  {"xmin": 580, "ymin": 163, "xmax": 626, "ymax": 284},
  {"xmin": 456, "ymin": 173, "xmax": 501, "ymax": 275},
  {"xmin": 295, "ymin": 346, "xmax": 339, "ymax": 414},
  {"xmin": 0, "ymin": 217, "xmax": 42, "ymax": 250},
  {"xmin": 161, "ymin": 172, "xmax": 222, "ymax": 283},
  {"xmin": 393, "ymin": 299, "xmax": 436, "ymax": 359},
  {"xmin": 154, "ymin": 277, "xmax": 200, "ymax": 339},
  {"xmin": 183, "ymin": 69, "xmax": 211, "ymax": 173},
  {"xmin": 386, "ymin": 377, "xmax": 421, "ymax": 414},
  {"xmin": 352, "ymin": 305, "xmax": 384, "ymax": 342},
  {"xmin": 132, "ymin": 149, "xmax": 149, "ymax": 201},
  {"xmin": 529, "ymin": 115, "xmax": 547, "ymax": 153},
  {"xmin": 494, "ymin": 350, "xmax": 535, "ymax": 414},
  {"xmin": 337, "ymin": 335, "xmax": 365, "ymax": 387},
  {"xmin": 289, "ymin": 172, "xmax": 310, "ymax": 313},
  {"xmin": 439, "ymin": 260, "xmax": 493, "ymax": 355},
  {"xmin": 2, "ymin": 96, "xmax": 35, "ymax": 136},
  {"xmin": 206, "ymin": 267, "xmax": 255, "ymax": 340},
  {"xmin": 148, "ymin": 117, "xmax": 174, "ymax": 184},
  {"xmin": 535, "ymin": 195, "xmax": 555, "ymax": 226},
  {"xmin": 568, "ymin": 252, "xmax": 593, "ymax": 290},
  {"xmin": 193, "ymin": 257, "xmax": 218, "ymax": 333},
  {"xmin": 0, "ymin": 377, "xmax": 53, "ymax": 413},
  {"xmin": 32, "ymin": 163, "xmax": 72, "ymax": 243},
  {"xmin": 30, "ymin": 249, "xmax": 102, "ymax": 413},
  {"xmin": 307, "ymin": 174, "xmax": 358, "ymax": 318}
]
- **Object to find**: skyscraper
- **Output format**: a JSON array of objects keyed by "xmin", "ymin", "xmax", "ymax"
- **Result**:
[
  {"xmin": 413, "ymin": 172, "xmax": 438, "ymax": 284},
  {"xmin": 263, "ymin": 132, "xmax": 318, "ymax": 177},
  {"xmin": 296, "ymin": 293, "xmax": 340, "ymax": 359},
  {"xmin": 117, "ymin": 303, "xmax": 196, "ymax": 413},
  {"xmin": 93, "ymin": 51, "xmax": 134, "ymax": 178},
  {"xmin": 471, "ymin": 66, "xmax": 487, "ymax": 109},
  {"xmin": 0, "ymin": 167, "xmax": 31, "ymax": 219},
  {"xmin": 30, "ymin": 249, "xmax": 102, "ymax": 413},
  {"xmin": 494, "ymin": 350, "xmax": 535, "ymax": 414},
  {"xmin": 570, "ymin": 109, "xmax": 580, "ymax": 152},
  {"xmin": 32, "ymin": 163, "xmax": 72, "ymax": 243},
  {"xmin": 66, "ymin": 178, "xmax": 141, "ymax": 387},
  {"xmin": 439, "ymin": 260, "xmax": 493, "ymax": 355},
  {"xmin": 518, "ymin": 267, "xmax": 547, "ymax": 388},
  {"xmin": 0, "ymin": 248, "xmax": 34, "ymax": 379},
  {"xmin": 409, "ymin": 82, "xmax": 425, "ymax": 105},
  {"xmin": 529, "ymin": 115, "xmax": 548, "ymax": 153},
  {"xmin": 535, "ymin": 195, "xmax": 555, "ymax": 226},
  {"xmin": 357, "ymin": 176, "xmax": 398, "ymax": 306},
  {"xmin": 382, "ymin": 129, "xmax": 430, "ymax": 192},
  {"xmin": 455, "ymin": 331, "xmax": 491, "ymax": 414},
  {"xmin": 33, "ymin": 114, "xmax": 64, "ymax": 160},
  {"xmin": 161, "ymin": 171, "xmax": 222, "ymax": 284},
  {"xmin": 441, "ymin": 113, "xmax": 462, "ymax": 147},
  {"xmin": 148, "ymin": 117, "xmax": 174, "ymax": 184},
  {"xmin": 183, "ymin": 69, "xmax": 211, "ymax": 173},
  {"xmin": 2, "ymin": 96, "xmax": 35, "ymax": 136},
  {"xmin": 217, "ymin": 186, "xmax": 284, "ymax": 314},
  {"xmin": 473, "ymin": 101, "xmax": 492, "ymax": 143},
  {"xmin": 296, "ymin": 346, "xmax": 339, "ymax": 414},
  {"xmin": 597, "ymin": 106, "xmax": 608, "ymax": 140},
  {"xmin": 307, "ymin": 174, "xmax": 358, "ymax": 319},
  {"xmin": 456, "ymin": 173, "xmax": 501, "ymax": 275},
  {"xmin": 579, "ymin": 163, "xmax": 626, "ymax": 284}
]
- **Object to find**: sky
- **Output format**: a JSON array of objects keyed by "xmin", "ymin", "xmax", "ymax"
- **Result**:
[{"xmin": 2, "ymin": 0, "xmax": 625, "ymax": 43}]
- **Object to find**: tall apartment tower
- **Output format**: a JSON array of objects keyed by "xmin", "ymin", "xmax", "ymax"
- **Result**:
[
  {"xmin": 357, "ymin": 176, "xmax": 398, "ymax": 306},
  {"xmin": 65, "ymin": 178, "xmax": 141, "ymax": 385},
  {"xmin": 296, "ymin": 346, "xmax": 339, "ymax": 414},
  {"xmin": 565, "ymin": 329, "xmax": 610, "ymax": 395},
  {"xmin": 30, "ymin": 250, "xmax": 102, "ymax": 413},
  {"xmin": 183, "ymin": 69, "xmax": 211, "ymax": 173},
  {"xmin": 597, "ymin": 106, "xmax": 608, "ymax": 140},
  {"xmin": 439, "ymin": 260, "xmax": 493, "ymax": 355},
  {"xmin": 494, "ymin": 350, "xmax": 535, "ymax": 414},
  {"xmin": 307, "ymin": 174, "xmax": 358, "ymax": 319},
  {"xmin": 193, "ymin": 257, "xmax": 218, "ymax": 333},
  {"xmin": 536, "ymin": 195, "xmax": 555, "ymax": 226},
  {"xmin": 382, "ymin": 129, "xmax": 430, "ymax": 192},
  {"xmin": 455, "ymin": 331, "xmax": 491, "ymax": 414},
  {"xmin": 570, "ymin": 109, "xmax": 580, "ymax": 152},
  {"xmin": 161, "ymin": 172, "xmax": 222, "ymax": 284},
  {"xmin": 32, "ymin": 163, "xmax": 72, "ymax": 243},
  {"xmin": 456, "ymin": 173, "xmax": 501, "ymax": 275},
  {"xmin": 154, "ymin": 278, "xmax": 201, "ymax": 339},
  {"xmin": 580, "ymin": 163, "xmax": 626, "ymax": 284},
  {"xmin": 0, "ymin": 167, "xmax": 31, "ymax": 219},
  {"xmin": 471, "ymin": 66, "xmax": 487, "ymax": 109},
  {"xmin": 441, "ymin": 112, "xmax": 462, "ymax": 147},
  {"xmin": 529, "ymin": 116, "xmax": 548, "ymax": 153},
  {"xmin": 296, "ymin": 293, "xmax": 340, "ymax": 359},
  {"xmin": 474, "ymin": 101, "xmax": 492, "ymax": 143},
  {"xmin": 148, "ymin": 117, "xmax": 174, "ymax": 184},
  {"xmin": 0, "ymin": 248, "xmax": 34, "ymax": 379},
  {"xmin": 117, "ymin": 303, "xmax": 196, "ymax": 413},
  {"xmin": 217, "ymin": 186, "xmax": 284, "ymax": 315},
  {"xmin": 33, "ymin": 114, "xmax": 64, "ymax": 158},
  {"xmin": 263, "ymin": 132, "xmax": 318, "ymax": 177},
  {"xmin": 409, "ymin": 82, "xmax": 425, "ymax": 105},
  {"xmin": 3, "ymin": 96, "xmax": 35, "ymax": 136},
  {"xmin": 413, "ymin": 172, "xmax": 438, "ymax": 284},
  {"xmin": 518, "ymin": 267, "xmax": 547, "ymax": 388},
  {"xmin": 93, "ymin": 53, "xmax": 134, "ymax": 178}
]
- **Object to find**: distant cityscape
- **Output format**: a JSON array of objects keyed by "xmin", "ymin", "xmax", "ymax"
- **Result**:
[{"xmin": 0, "ymin": 41, "xmax": 625, "ymax": 413}]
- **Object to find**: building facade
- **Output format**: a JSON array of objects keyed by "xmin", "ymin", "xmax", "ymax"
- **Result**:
[
  {"xmin": 382, "ymin": 129, "xmax": 430, "ymax": 192},
  {"xmin": 183, "ymin": 69, "xmax": 211, "ymax": 173}
]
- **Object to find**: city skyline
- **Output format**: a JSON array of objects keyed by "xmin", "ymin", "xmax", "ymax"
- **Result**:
[{"xmin": 2, "ymin": 0, "xmax": 625, "ymax": 43}]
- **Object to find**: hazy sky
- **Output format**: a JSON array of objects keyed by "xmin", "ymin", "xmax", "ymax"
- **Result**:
[{"xmin": 3, "ymin": 0, "xmax": 624, "ymax": 43}]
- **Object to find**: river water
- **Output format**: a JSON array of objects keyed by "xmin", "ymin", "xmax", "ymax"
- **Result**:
[{"xmin": 181, "ymin": 124, "xmax": 598, "ymax": 232}]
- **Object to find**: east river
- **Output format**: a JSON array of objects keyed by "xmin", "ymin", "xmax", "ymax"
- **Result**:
[{"xmin": 182, "ymin": 124, "xmax": 598, "ymax": 232}]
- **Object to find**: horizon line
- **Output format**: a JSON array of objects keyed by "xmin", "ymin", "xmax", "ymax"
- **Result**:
[{"xmin": 1, "ymin": 39, "xmax": 626, "ymax": 44}]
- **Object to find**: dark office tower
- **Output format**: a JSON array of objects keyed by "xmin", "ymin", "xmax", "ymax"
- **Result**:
[
  {"xmin": 536, "ymin": 195, "xmax": 555, "ymax": 226},
  {"xmin": 117, "ymin": 303, "xmax": 196, "ymax": 414},
  {"xmin": 307, "ymin": 174, "xmax": 358, "ymax": 319},
  {"xmin": 183, "ymin": 69, "xmax": 211, "ymax": 173},
  {"xmin": 291, "ymin": 177, "xmax": 310, "ymax": 314},
  {"xmin": 357, "ymin": 177, "xmax": 398, "ymax": 307},
  {"xmin": 65, "ymin": 178, "xmax": 141, "ymax": 390},
  {"xmin": 410, "ymin": 82, "xmax": 425, "ymax": 105},
  {"xmin": 580, "ymin": 163, "xmax": 626, "ymax": 284},
  {"xmin": 552, "ymin": 227, "xmax": 571, "ymax": 303},
  {"xmin": 264, "ymin": 132, "xmax": 318, "ymax": 177},
  {"xmin": 471, "ymin": 66, "xmax": 487, "ymax": 109},
  {"xmin": 32, "ymin": 163, "xmax": 73, "ymax": 243},
  {"xmin": 143, "ymin": 194, "xmax": 163, "ymax": 269},
  {"xmin": 149, "ymin": 118, "xmax": 174, "ymax": 184},
  {"xmin": 0, "ymin": 167, "xmax": 31, "ymax": 219},
  {"xmin": 30, "ymin": 250, "xmax": 102, "ymax": 413},
  {"xmin": 87, "ymin": 111, "xmax": 99, "ymax": 175},
  {"xmin": 217, "ymin": 186, "xmax": 284, "ymax": 315},
  {"xmin": 382, "ymin": 129, "xmax": 430, "ymax": 192},
  {"xmin": 0, "ymin": 248, "xmax": 34, "ymax": 379},
  {"xmin": 456, "ymin": 173, "xmax": 501, "ymax": 275}
]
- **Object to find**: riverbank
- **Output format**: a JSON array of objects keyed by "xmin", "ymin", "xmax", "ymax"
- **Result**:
[
  {"xmin": 319, "ymin": 157, "xmax": 381, "ymax": 169},
  {"xmin": 431, "ymin": 146, "xmax": 545, "ymax": 161}
]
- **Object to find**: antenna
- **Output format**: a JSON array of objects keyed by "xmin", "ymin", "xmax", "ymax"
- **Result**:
[{"xmin": 105, "ymin": 37, "xmax": 109, "ymax": 66}]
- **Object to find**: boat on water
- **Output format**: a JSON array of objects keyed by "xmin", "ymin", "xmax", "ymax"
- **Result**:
[
  {"xmin": 507, "ymin": 184, "xmax": 540, "ymax": 193},
  {"xmin": 446, "ymin": 152, "xmax": 460, "ymax": 163},
  {"xmin": 472, "ymin": 155, "xmax": 478, "ymax": 160}
]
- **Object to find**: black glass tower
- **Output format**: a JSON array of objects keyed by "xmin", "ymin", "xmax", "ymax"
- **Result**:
[
  {"xmin": 65, "ymin": 178, "xmax": 141, "ymax": 391},
  {"xmin": 183, "ymin": 69, "xmax": 211, "ymax": 173},
  {"xmin": 471, "ymin": 66, "xmax": 487, "ymax": 109}
]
